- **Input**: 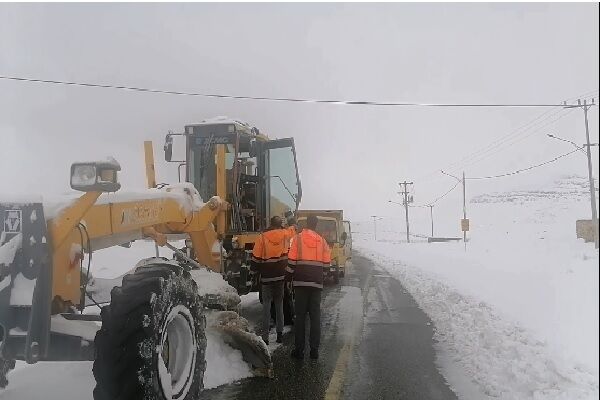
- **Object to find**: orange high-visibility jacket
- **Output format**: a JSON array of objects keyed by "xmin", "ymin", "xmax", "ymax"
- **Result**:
[
  {"xmin": 286, "ymin": 229, "xmax": 331, "ymax": 289},
  {"xmin": 251, "ymin": 228, "xmax": 289, "ymax": 284}
]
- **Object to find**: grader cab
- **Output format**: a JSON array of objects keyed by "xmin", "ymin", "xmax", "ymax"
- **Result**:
[
  {"xmin": 164, "ymin": 117, "xmax": 302, "ymax": 294},
  {"xmin": 0, "ymin": 118, "xmax": 300, "ymax": 398}
]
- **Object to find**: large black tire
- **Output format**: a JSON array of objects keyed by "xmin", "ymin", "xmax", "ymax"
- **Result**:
[
  {"xmin": 93, "ymin": 260, "xmax": 206, "ymax": 400},
  {"xmin": 0, "ymin": 357, "xmax": 15, "ymax": 388}
]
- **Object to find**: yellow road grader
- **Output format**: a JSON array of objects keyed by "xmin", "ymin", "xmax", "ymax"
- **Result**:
[{"xmin": 0, "ymin": 117, "xmax": 302, "ymax": 399}]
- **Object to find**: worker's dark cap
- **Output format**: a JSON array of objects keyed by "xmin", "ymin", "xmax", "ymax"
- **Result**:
[{"xmin": 270, "ymin": 216, "xmax": 283, "ymax": 228}]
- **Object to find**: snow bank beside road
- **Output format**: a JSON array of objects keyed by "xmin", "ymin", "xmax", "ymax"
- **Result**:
[
  {"xmin": 357, "ymin": 177, "xmax": 599, "ymax": 399},
  {"xmin": 363, "ymin": 249, "xmax": 598, "ymax": 400}
]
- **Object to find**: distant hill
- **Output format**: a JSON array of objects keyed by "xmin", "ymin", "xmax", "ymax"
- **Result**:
[{"xmin": 471, "ymin": 175, "xmax": 598, "ymax": 205}]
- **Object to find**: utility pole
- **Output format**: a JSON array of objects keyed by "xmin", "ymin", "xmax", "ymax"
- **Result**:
[
  {"xmin": 398, "ymin": 181, "xmax": 414, "ymax": 243},
  {"xmin": 441, "ymin": 170, "xmax": 469, "ymax": 249},
  {"xmin": 462, "ymin": 171, "xmax": 467, "ymax": 249},
  {"xmin": 371, "ymin": 215, "xmax": 378, "ymax": 241},
  {"xmin": 581, "ymin": 99, "xmax": 599, "ymax": 249},
  {"xmin": 428, "ymin": 205, "xmax": 434, "ymax": 237}
]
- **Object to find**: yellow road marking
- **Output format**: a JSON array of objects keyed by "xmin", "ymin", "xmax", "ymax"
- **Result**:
[
  {"xmin": 324, "ymin": 264, "xmax": 372, "ymax": 400},
  {"xmin": 324, "ymin": 338, "xmax": 356, "ymax": 400}
]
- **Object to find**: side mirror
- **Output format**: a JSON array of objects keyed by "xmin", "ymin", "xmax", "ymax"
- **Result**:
[
  {"xmin": 164, "ymin": 135, "xmax": 173, "ymax": 162},
  {"xmin": 340, "ymin": 231, "xmax": 348, "ymax": 245},
  {"xmin": 70, "ymin": 158, "xmax": 121, "ymax": 192}
]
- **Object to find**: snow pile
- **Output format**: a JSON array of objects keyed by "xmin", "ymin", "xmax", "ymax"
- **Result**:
[
  {"xmin": 0, "ymin": 196, "xmax": 42, "ymax": 205},
  {"xmin": 0, "ymin": 233, "xmax": 21, "ymax": 268},
  {"xmin": 9, "ymin": 273, "xmax": 36, "ymax": 306},
  {"xmin": 194, "ymin": 116, "xmax": 250, "ymax": 128},
  {"xmin": 164, "ymin": 182, "xmax": 205, "ymax": 213},
  {"xmin": 190, "ymin": 268, "xmax": 241, "ymax": 311},
  {"xmin": 0, "ymin": 362, "xmax": 95, "ymax": 400},
  {"xmin": 203, "ymin": 329, "xmax": 253, "ymax": 389},
  {"xmin": 358, "ymin": 177, "xmax": 599, "ymax": 399},
  {"xmin": 95, "ymin": 185, "xmax": 204, "ymax": 215},
  {"xmin": 40, "ymin": 182, "xmax": 207, "ymax": 222}
]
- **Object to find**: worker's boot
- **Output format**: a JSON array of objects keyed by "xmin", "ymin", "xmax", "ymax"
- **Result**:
[
  {"xmin": 309, "ymin": 349, "xmax": 319, "ymax": 360},
  {"xmin": 276, "ymin": 332, "xmax": 283, "ymax": 344}
]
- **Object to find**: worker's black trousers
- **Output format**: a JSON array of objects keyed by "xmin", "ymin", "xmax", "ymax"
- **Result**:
[{"xmin": 293, "ymin": 286, "xmax": 322, "ymax": 353}]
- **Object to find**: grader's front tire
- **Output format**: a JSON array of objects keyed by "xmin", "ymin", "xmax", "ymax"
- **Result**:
[
  {"xmin": 0, "ymin": 357, "xmax": 15, "ymax": 388},
  {"xmin": 93, "ymin": 260, "xmax": 206, "ymax": 400}
]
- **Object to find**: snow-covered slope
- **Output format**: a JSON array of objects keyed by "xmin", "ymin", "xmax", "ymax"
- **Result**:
[{"xmin": 358, "ymin": 176, "xmax": 599, "ymax": 399}]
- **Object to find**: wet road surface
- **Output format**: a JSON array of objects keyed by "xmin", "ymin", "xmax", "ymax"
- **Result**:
[{"xmin": 202, "ymin": 253, "xmax": 458, "ymax": 400}]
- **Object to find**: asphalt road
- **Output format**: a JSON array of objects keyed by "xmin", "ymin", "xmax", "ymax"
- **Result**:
[{"xmin": 202, "ymin": 253, "xmax": 458, "ymax": 400}]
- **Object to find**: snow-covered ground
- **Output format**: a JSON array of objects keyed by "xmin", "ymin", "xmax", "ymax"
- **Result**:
[
  {"xmin": 0, "ymin": 240, "xmax": 262, "ymax": 398},
  {"xmin": 356, "ymin": 176, "xmax": 599, "ymax": 399}
]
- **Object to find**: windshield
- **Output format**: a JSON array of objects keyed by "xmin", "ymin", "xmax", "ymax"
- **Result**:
[
  {"xmin": 268, "ymin": 146, "xmax": 300, "ymax": 219},
  {"xmin": 298, "ymin": 218, "xmax": 338, "ymax": 244},
  {"xmin": 189, "ymin": 142, "xmax": 216, "ymax": 202}
]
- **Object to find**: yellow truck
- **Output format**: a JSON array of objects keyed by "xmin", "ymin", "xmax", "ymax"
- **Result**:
[{"xmin": 296, "ymin": 210, "xmax": 350, "ymax": 284}]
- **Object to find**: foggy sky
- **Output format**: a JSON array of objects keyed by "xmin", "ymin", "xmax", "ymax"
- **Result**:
[{"xmin": 1, "ymin": 3, "xmax": 598, "ymax": 235}]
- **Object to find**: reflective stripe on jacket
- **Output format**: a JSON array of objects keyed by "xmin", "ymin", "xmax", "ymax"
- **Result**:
[
  {"xmin": 251, "ymin": 228, "xmax": 288, "ymax": 283},
  {"xmin": 287, "ymin": 229, "xmax": 331, "ymax": 289}
]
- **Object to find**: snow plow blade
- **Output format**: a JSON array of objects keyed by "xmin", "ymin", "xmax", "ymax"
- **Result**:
[{"xmin": 209, "ymin": 311, "xmax": 273, "ymax": 378}]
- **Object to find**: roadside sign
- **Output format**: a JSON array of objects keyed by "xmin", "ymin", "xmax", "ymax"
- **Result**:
[{"xmin": 461, "ymin": 218, "xmax": 470, "ymax": 232}]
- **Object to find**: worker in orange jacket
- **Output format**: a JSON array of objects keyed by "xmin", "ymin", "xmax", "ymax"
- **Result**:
[
  {"xmin": 251, "ymin": 216, "xmax": 288, "ymax": 345},
  {"xmin": 286, "ymin": 214, "xmax": 331, "ymax": 360}
]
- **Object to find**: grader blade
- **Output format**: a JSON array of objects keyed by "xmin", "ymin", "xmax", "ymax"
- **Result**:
[{"xmin": 208, "ymin": 310, "xmax": 273, "ymax": 377}]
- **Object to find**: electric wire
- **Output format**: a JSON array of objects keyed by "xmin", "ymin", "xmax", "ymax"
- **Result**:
[
  {"xmin": 417, "ymin": 148, "xmax": 580, "ymax": 207},
  {"xmin": 458, "ymin": 107, "xmax": 580, "ymax": 170},
  {"xmin": 429, "ymin": 180, "xmax": 462, "ymax": 205},
  {"xmin": 415, "ymin": 89, "xmax": 598, "ymax": 182},
  {"xmin": 0, "ymin": 75, "xmax": 593, "ymax": 108},
  {"xmin": 466, "ymin": 148, "xmax": 580, "ymax": 180}
]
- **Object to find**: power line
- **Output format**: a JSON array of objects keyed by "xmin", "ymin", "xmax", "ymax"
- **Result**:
[
  {"xmin": 429, "ymin": 180, "xmax": 462, "ymax": 205},
  {"xmin": 457, "ymin": 107, "xmax": 579, "ymax": 170},
  {"xmin": 441, "ymin": 107, "xmax": 569, "ymax": 171},
  {"xmin": 466, "ymin": 148, "xmax": 580, "ymax": 180},
  {"xmin": 459, "ymin": 90, "xmax": 599, "ymax": 167},
  {"xmin": 0, "ymin": 75, "xmax": 593, "ymax": 108},
  {"xmin": 416, "ymin": 89, "xmax": 598, "ymax": 182},
  {"xmin": 417, "ymin": 147, "xmax": 580, "ymax": 204}
]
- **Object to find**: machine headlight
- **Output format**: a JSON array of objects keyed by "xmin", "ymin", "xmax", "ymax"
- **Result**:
[
  {"xmin": 71, "ymin": 165, "xmax": 97, "ymax": 187},
  {"xmin": 70, "ymin": 158, "xmax": 121, "ymax": 193}
]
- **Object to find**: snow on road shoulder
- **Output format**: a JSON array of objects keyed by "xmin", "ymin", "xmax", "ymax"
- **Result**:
[{"xmin": 361, "ymin": 249, "xmax": 599, "ymax": 400}]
